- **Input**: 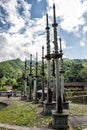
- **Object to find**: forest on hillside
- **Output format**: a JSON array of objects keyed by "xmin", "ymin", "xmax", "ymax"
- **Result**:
[{"xmin": 0, "ymin": 58, "xmax": 87, "ymax": 91}]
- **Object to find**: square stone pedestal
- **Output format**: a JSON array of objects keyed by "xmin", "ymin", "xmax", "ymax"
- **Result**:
[
  {"xmin": 32, "ymin": 99, "xmax": 38, "ymax": 104},
  {"xmin": 52, "ymin": 110, "xmax": 69, "ymax": 129},
  {"xmin": 27, "ymin": 98, "xmax": 33, "ymax": 102},
  {"xmin": 63, "ymin": 101, "xmax": 69, "ymax": 109},
  {"xmin": 21, "ymin": 95, "xmax": 27, "ymax": 100},
  {"xmin": 43, "ymin": 101, "xmax": 55, "ymax": 115}
]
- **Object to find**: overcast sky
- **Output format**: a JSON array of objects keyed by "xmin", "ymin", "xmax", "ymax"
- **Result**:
[{"xmin": 0, "ymin": 0, "xmax": 87, "ymax": 61}]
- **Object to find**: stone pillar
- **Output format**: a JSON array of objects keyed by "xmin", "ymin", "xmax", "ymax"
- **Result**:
[
  {"xmin": 44, "ymin": 14, "xmax": 55, "ymax": 115},
  {"xmin": 21, "ymin": 58, "xmax": 27, "ymax": 100},
  {"xmin": 45, "ymin": 14, "xmax": 52, "ymax": 103},
  {"xmin": 52, "ymin": 4, "xmax": 62, "ymax": 113},
  {"xmin": 52, "ymin": 4, "xmax": 69, "ymax": 129},
  {"xmin": 41, "ymin": 46, "xmax": 45, "ymax": 103},
  {"xmin": 59, "ymin": 38, "xmax": 69, "ymax": 109},
  {"xmin": 52, "ymin": 51, "xmax": 56, "ymax": 102},
  {"xmin": 28, "ymin": 54, "xmax": 33, "ymax": 101},
  {"xmin": 33, "ymin": 53, "xmax": 38, "ymax": 103}
]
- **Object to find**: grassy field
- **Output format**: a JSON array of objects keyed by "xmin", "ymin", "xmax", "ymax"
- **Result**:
[{"xmin": 0, "ymin": 97, "xmax": 87, "ymax": 130}]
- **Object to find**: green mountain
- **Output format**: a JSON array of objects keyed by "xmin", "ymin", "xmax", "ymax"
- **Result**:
[
  {"xmin": 0, "ymin": 58, "xmax": 87, "ymax": 90},
  {"xmin": 0, "ymin": 58, "xmax": 24, "ymax": 79}
]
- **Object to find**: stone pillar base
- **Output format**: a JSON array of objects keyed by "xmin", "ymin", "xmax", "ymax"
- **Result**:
[
  {"xmin": 38, "ymin": 100, "xmax": 44, "ymax": 107},
  {"xmin": 52, "ymin": 110, "xmax": 69, "ymax": 129},
  {"xmin": 43, "ymin": 101, "xmax": 55, "ymax": 115},
  {"xmin": 63, "ymin": 102, "xmax": 69, "ymax": 109},
  {"xmin": 32, "ymin": 99, "xmax": 38, "ymax": 104},
  {"xmin": 21, "ymin": 95, "xmax": 27, "ymax": 100},
  {"xmin": 26, "ymin": 97, "xmax": 33, "ymax": 102}
]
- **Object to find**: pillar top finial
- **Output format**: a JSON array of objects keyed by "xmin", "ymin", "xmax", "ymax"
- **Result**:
[
  {"xmin": 59, "ymin": 38, "xmax": 62, "ymax": 53},
  {"xmin": 46, "ymin": 13, "xmax": 50, "ymax": 29}
]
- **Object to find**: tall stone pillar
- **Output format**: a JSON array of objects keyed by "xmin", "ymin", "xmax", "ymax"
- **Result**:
[
  {"xmin": 52, "ymin": 4, "xmax": 69, "ymax": 129},
  {"xmin": 44, "ymin": 14, "xmax": 55, "ymax": 115},
  {"xmin": 59, "ymin": 38, "xmax": 65, "ymax": 102},
  {"xmin": 41, "ymin": 46, "xmax": 45, "ymax": 103},
  {"xmin": 59, "ymin": 38, "xmax": 69, "ymax": 109},
  {"xmin": 21, "ymin": 58, "xmax": 27, "ymax": 100},
  {"xmin": 52, "ymin": 3, "xmax": 62, "ymax": 113},
  {"xmin": 28, "ymin": 54, "xmax": 33, "ymax": 101},
  {"xmin": 52, "ymin": 52, "xmax": 56, "ymax": 102},
  {"xmin": 45, "ymin": 14, "xmax": 52, "ymax": 103},
  {"xmin": 33, "ymin": 53, "xmax": 38, "ymax": 103}
]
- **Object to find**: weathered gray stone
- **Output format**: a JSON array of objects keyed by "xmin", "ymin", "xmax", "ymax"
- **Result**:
[
  {"xmin": 52, "ymin": 110, "xmax": 69, "ymax": 129},
  {"xmin": 21, "ymin": 95, "xmax": 27, "ymax": 100},
  {"xmin": 63, "ymin": 102, "xmax": 69, "ymax": 109},
  {"xmin": 43, "ymin": 101, "xmax": 55, "ymax": 115}
]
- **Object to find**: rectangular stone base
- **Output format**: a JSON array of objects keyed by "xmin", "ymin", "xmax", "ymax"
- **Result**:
[
  {"xmin": 63, "ymin": 102, "xmax": 69, "ymax": 109},
  {"xmin": 32, "ymin": 99, "xmax": 38, "ymax": 104},
  {"xmin": 43, "ymin": 101, "xmax": 55, "ymax": 115},
  {"xmin": 21, "ymin": 95, "xmax": 27, "ymax": 100},
  {"xmin": 52, "ymin": 110, "xmax": 69, "ymax": 129}
]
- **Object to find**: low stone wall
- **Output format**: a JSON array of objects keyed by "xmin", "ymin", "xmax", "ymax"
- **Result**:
[
  {"xmin": 67, "ymin": 95, "xmax": 87, "ymax": 103},
  {"xmin": 0, "ymin": 91, "xmax": 22, "ymax": 97}
]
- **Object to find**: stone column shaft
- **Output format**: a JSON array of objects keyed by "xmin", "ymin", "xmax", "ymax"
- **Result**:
[
  {"xmin": 42, "ymin": 46, "xmax": 45, "ymax": 101},
  {"xmin": 29, "ymin": 54, "xmax": 32, "ymax": 100},
  {"xmin": 45, "ymin": 13, "xmax": 51, "ymax": 103},
  {"xmin": 24, "ymin": 58, "xmax": 27, "ymax": 96},
  {"xmin": 52, "ymin": 4, "xmax": 62, "ymax": 113},
  {"xmin": 33, "ymin": 53, "xmax": 38, "ymax": 102}
]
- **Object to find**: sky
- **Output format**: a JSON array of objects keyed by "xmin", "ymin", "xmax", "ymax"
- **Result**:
[{"xmin": 0, "ymin": 0, "xmax": 87, "ymax": 62}]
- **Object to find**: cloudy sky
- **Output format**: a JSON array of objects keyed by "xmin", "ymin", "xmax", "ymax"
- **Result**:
[{"xmin": 0, "ymin": 0, "xmax": 87, "ymax": 61}]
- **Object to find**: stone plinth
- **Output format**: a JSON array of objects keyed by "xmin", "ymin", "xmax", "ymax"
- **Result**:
[
  {"xmin": 43, "ymin": 101, "xmax": 55, "ymax": 115},
  {"xmin": 63, "ymin": 101, "xmax": 69, "ymax": 109},
  {"xmin": 32, "ymin": 99, "xmax": 38, "ymax": 104},
  {"xmin": 21, "ymin": 95, "xmax": 27, "ymax": 100},
  {"xmin": 26, "ymin": 96, "xmax": 33, "ymax": 102},
  {"xmin": 52, "ymin": 110, "xmax": 69, "ymax": 129}
]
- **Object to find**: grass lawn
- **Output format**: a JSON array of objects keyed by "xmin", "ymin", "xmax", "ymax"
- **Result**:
[
  {"xmin": 0, "ymin": 98, "xmax": 87, "ymax": 130},
  {"xmin": 0, "ymin": 99, "xmax": 52, "ymax": 128}
]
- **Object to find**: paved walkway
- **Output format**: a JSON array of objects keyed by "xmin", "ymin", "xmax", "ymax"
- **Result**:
[
  {"xmin": 0, "ymin": 123, "xmax": 54, "ymax": 130},
  {"xmin": 69, "ymin": 115, "xmax": 87, "ymax": 130}
]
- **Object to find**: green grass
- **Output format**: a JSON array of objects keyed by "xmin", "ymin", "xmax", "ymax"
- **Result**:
[
  {"xmin": 0, "ymin": 101, "xmax": 52, "ymax": 128},
  {"xmin": 69, "ymin": 103, "xmax": 87, "ymax": 115},
  {"xmin": 0, "ymin": 99, "xmax": 87, "ymax": 130},
  {"xmin": 0, "ymin": 104, "xmax": 7, "ymax": 110}
]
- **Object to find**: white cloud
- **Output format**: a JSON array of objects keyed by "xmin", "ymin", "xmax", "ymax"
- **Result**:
[
  {"xmin": 1, "ymin": 0, "xmax": 31, "ymax": 33},
  {"xmin": 0, "ymin": 0, "xmax": 87, "ymax": 61},
  {"xmin": 47, "ymin": 0, "xmax": 87, "ymax": 32},
  {"xmin": 83, "ymin": 25, "xmax": 87, "ymax": 33},
  {"xmin": 80, "ymin": 41, "xmax": 85, "ymax": 47},
  {"xmin": 37, "ymin": 0, "xmax": 42, "ymax": 2}
]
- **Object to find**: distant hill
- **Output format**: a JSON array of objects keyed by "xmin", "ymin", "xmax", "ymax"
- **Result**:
[
  {"xmin": 0, "ymin": 58, "xmax": 87, "ymax": 90},
  {"xmin": 0, "ymin": 58, "xmax": 24, "ymax": 79}
]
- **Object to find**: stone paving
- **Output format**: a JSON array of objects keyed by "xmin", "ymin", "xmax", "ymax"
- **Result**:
[
  {"xmin": 69, "ymin": 115, "xmax": 87, "ymax": 130},
  {"xmin": 69, "ymin": 115, "xmax": 87, "ymax": 127},
  {"xmin": 0, "ymin": 123, "xmax": 54, "ymax": 130}
]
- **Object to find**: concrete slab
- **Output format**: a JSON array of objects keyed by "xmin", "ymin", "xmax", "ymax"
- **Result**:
[
  {"xmin": 69, "ymin": 115, "xmax": 87, "ymax": 127},
  {"xmin": 0, "ymin": 123, "xmax": 54, "ymax": 130}
]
